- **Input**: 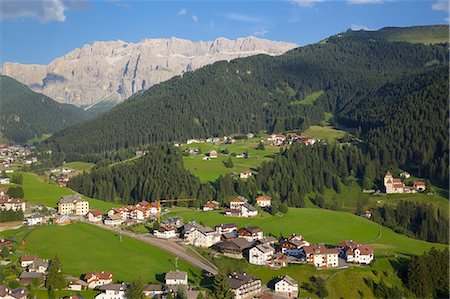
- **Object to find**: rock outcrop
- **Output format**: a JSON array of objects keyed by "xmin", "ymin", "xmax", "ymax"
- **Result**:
[{"xmin": 2, "ymin": 37, "xmax": 297, "ymax": 107}]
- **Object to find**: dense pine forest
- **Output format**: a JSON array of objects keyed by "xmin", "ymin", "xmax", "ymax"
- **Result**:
[
  {"xmin": 60, "ymin": 33, "xmax": 449, "ymax": 245},
  {"xmin": 0, "ymin": 76, "xmax": 89, "ymax": 143},
  {"xmin": 46, "ymin": 37, "xmax": 448, "ymax": 177}
]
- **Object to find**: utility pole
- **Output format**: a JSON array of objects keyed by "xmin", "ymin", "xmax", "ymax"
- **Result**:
[
  {"xmin": 120, "ymin": 229, "xmax": 122, "ymax": 242},
  {"xmin": 175, "ymin": 256, "xmax": 178, "ymax": 270}
]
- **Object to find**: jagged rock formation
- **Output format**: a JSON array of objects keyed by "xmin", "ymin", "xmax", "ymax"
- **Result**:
[{"xmin": 2, "ymin": 37, "xmax": 297, "ymax": 107}]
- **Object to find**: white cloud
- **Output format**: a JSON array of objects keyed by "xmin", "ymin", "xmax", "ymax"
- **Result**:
[
  {"xmin": 432, "ymin": 0, "xmax": 449, "ymax": 11},
  {"xmin": 291, "ymin": 0, "xmax": 324, "ymax": 8},
  {"xmin": 0, "ymin": 0, "xmax": 67, "ymax": 22},
  {"xmin": 253, "ymin": 28, "xmax": 269, "ymax": 36},
  {"xmin": 347, "ymin": 0, "xmax": 384, "ymax": 4},
  {"xmin": 177, "ymin": 8, "xmax": 187, "ymax": 16},
  {"xmin": 192, "ymin": 15, "xmax": 198, "ymax": 22},
  {"xmin": 225, "ymin": 13, "xmax": 260, "ymax": 22},
  {"xmin": 350, "ymin": 24, "xmax": 372, "ymax": 31}
]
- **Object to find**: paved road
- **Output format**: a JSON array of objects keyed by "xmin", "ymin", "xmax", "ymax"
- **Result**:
[{"xmin": 87, "ymin": 222, "xmax": 218, "ymax": 275}]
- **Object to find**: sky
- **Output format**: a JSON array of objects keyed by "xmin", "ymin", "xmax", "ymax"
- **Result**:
[{"xmin": 0, "ymin": 0, "xmax": 448, "ymax": 65}]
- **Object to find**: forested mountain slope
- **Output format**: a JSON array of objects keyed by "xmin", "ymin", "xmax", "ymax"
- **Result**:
[
  {"xmin": 0, "ymin": 76, "xmax": 89, "ymax": 143},
  {"xmin": 341, "ymin": 25, "xmax": 449, "ymax": 44},
  {"xmin": 47, "ymin": 36, "xmax": 448, "ymax": 154}
]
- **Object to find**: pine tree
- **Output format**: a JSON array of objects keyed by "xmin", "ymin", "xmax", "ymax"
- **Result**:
[
  {"xmin": 224, "ymin": 157, "xmax": 234, "ymax": 168},
  {"xmin": 126, "ymin": 278, "xmax": 145, "ymax": 299},
  {"xmin": 45, "ymin": 254, "xmax": 66, "ymax": 291},
  {"xmin": 212, "ymin": 273, "xmax": 234, "ymax": 299}
]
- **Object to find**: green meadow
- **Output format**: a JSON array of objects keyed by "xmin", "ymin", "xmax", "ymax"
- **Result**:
[
  {"xmin": 181, "ymin": 137, "xmax": 280, "ymax": 182},
  {"xmin": 289, "ymin": 90, "xmax": 325, "ymax": 106},
  {"xmin": 168, "ymin": 207, "xmax": 446, "ymax": 256},
  {"xmin": 302, "ymin": 125, "xmax": 348, "ymax": 142},
  {"xmin": 20, "ymin": 223, "xmax": 202, "ymax": 284},
  {"xmin": 63, "ymin": 161, "xmax": 95, "ymax": 173},
  {"xmin": 17, "ymin": 172, "xmax": 120, "ymax": 211}
]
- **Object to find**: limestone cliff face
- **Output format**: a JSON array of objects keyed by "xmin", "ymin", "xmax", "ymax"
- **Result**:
[{"xmin": 2, "ymin": 37, "xmax": 297, "ymax": 107}]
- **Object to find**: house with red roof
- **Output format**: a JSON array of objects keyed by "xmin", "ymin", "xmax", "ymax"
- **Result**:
[
  {"xmin": 83, "ymin": 271, "xmax": 113, "ymax": 289},
  {"xmin": 336, "ymin": 240, "xmax": 374, "ymax": 264},
  {"xmin": 86, "ymin": 210, "xmax": 103, "ymax": 222},
  {"xmin": 302, "ymin": 245, "xmax": 339, "ymax": 268}
]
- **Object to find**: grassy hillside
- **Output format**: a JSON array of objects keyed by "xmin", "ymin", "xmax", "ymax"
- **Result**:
[
  {"xmin": 342, "ymin": 25, "xmax": 449, "ymax": 44},
  {"xmin": 181, "ymin": 136, "xmax": 279, "ymax": 182},
  {"xmin": 17, "ymin": 172, "xmax": 120, "ymax": 211},
  {"xmin": 168, "ymin": 208, "xmax": 447, "ymax": 256},
  {"xmin": 0, "ymin": 76, "xmax": 89, "ymax": 143},
  {"xmin": 16, "ymin": 223, "xmax": 202, "ymax": 284}
]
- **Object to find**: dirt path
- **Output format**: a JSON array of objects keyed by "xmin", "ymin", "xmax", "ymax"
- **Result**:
[{"xmin": 88, "ymin": 222, "xmax": 218, "ymax": 275}]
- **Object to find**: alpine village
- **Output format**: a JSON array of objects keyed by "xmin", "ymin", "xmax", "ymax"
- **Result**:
[{"xmin": 0, "ymin": 2, "xmax": 448, "ymax": 299}]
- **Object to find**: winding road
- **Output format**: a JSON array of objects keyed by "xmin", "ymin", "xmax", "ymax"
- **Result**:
[{"xmin": 87, "ymin": 221, "xmax": 219, "ymax": 275}]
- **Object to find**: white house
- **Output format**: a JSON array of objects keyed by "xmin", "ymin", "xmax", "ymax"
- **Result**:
[
  {"xmin": 203, "ymin": 201, "xmax": 219, "ymax": 211},
  {"xmin": 184, "ymin": 224, "xmax": 221, "ymax": 248},
  {"xmin": 154, "ymin": 226, "xmax": 177, "ymax": 239},
  {"xmin": 58, "ymin": 194, "xmax": 89, "ymax": 216},
  {"xmin": 240, "ymin": 203, "xmax": 258, "ymax": 218},
  {"xmin": 95, "ymin": 284, "xmax": 127, "ymax": 299},
  {"xmin": 20, "ymin": 255, "xmax": 37, "ymax": 268},
  {"xmin": 227, "ymin": 273, "xmax": 262, "ymax": 299},
  {"xmin": 303, "ymin": 245, "xmax": 339, "ymax": 268},
  {"xmin": 274, "ymin": 275, "xmax": 298, "ymax": 298},
  {"xmin": 165, "ymin": 271, "xmax": 188, "ymax": 286},
  {"xmin": 0, "ymin": 176, "xmax": 10, "ymax": 185},
  {"xmin": 229, "ymin": 198, "xmax": 246, "ymax": 210},
  {"xmin": 337, "ymin": 240, "xmax": 374, "ymax": 265},
  {"xmin": 239, "ymin": 171, "xmax": 253, "ymax": 179},
  {"xmin": 143, "ymin": 284, "xmax": 164, "ymax": 298},
  {"xmin": 86, "ymin": 210, "xmax": 103, "ymax": 222},
  {"xmin": 27, "ymin": 214, "xmax": 44, "ymax": 226},
  {"xmin": 0, "ymin": 197, "xmax": 26, "ymax": 212},
  {"xmin": 84, "ymin": 271, "xmax": 113, "ymax": 289},
  {"xmin": 255, "ymin": 196, "xmax": 271, "ymax": 207},
  {"xmin": 104, "ymin": 215, "xmax": 124, "ymax": 226},
  {"xmin": 248, "ymin": 244, "xmax": 274, "ymax": 265}
]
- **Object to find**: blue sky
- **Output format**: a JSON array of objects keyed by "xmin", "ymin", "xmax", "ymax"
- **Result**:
[{"xmin": 0, "ymin": 0, "xmax": 448, "ymax": 65}]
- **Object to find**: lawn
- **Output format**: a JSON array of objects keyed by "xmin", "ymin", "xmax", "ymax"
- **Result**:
[
  {"xmin": 302, "ymin": 125, "xmax": 348, "ymax": 142},
  {"xmin": 21, "ymin": 222, "xmax": 202, "ymax": 284},
  {"xmin": 181, "ymin": 137, "xmax": 280, "ymax": 182},
  {"xmin": 26, "ymin": 133, "xmax": 52, "ymax": 145},
  {"xmin": 63, "ymin": 161, "xmax": 95, "ymax": 173},
  {"xmin": 289, "ymin": 90, "xmax": 325, "ymax": 105},
  {"xmin": 17, "ymin": 172, "xmax": 120, "ymax": 211},
  {"xmin": 168, "ymin": 207, "xmax": 447, "ymax": 256}
]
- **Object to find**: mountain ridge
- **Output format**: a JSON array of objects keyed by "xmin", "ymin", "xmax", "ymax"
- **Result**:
[
  {"xmin": 0, "ymin": 75, "xmax": 90, "ymax": 143},
  {"xmin": 1, "ymin": 36, "xmax": 298, "ymax": 107}
]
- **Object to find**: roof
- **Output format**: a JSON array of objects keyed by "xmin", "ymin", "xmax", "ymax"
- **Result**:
[
  {"xmin": 108, "ymin": 214, "xmax": 123, "ymax": 221},
  {"xmin": 385, "ymin": 170, "xmax": 392, "ymax": 176},
  {"xmin": 219, "ymin": 238, "xmax": 252, "ymax": 250},
  {"xmin": 230, "ymin": 198, "xmax": 245, "ymax": 203},
  {"xmin": 413, "ymin": 181, "xmax": 425, "ymax": 186},
  {"xmin": 242, "ymin": 226, "xmax": 262, "ymax": 234},
  {"xmin": 303, "ymin": 245, "xmax": 338, "ymax": 255},
  {"xmin": 19, "ymin": 271, "xmax": 44, "ymax": 279},
  {"xmin": 257, "ymin": 236, "xmax": 276, "ymax": 244},
  {"xmin": 84, "ymin": 271, "xmax": 113, "ymax": 280},
  {"xmin": 143, "ymin": 284, "xmax": 164, "ymax": 291},
  {"xmin": 216, "ymin": 223, "xmax": 237, "ymax": 229},
  {"xmin": 253, "ymin": 244, "xmax": 274, "ymax": 254},
  {"xmin": 165, "ymin": 270, "xmax": 187, "ymax": 281},
  {"xmin": 227, "ymin": 273, "xmax": 258, "ymax": 289},
  {"xmin": 256, "ymin": 196, "xmax": 271, "ymax": 202},
  {"xmin": 242, "ymin": 203, "xmax": 257, "ymax": 212},
  {"xmin": 59, "ymin": 194, "xmax": 86, "ymax": 204},
  {"xmin": 87, "ymin": 210, "xmax": 103, "ymax": 217},
  {"xmin": 20, "ymin": 255, "xmax": 37, "ymax": 262},
  {"xmin": 336, "ymin": 240, "xmax": 358, "ymax": 249},
  {"xmin": 277, "ymin": 275, "xmax": 298, "ymax": 287},
  {"xmin": 98, "ymin": 284, "xmax": 127, "ymax": 291}
]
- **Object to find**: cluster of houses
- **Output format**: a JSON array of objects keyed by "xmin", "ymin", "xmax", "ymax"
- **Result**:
[
  {"xmin": 0, "ymin": 144, "xmax": 38, "ymax": 172},
  {"xmin": 223, "ymin": 196, "xmax": 270, "ymax": 218},
  {"xmin": 49, "ymin": 167, "xmax": 78, "ymax": 187},
  {"xmin": 0, "ymin": 188, "xmax": 26, "ymax": 212},
  {"xmin": 266, "ymin": 134, "xmax": 316, "ymax": 146},
  {"xmin": 154, "ymin": 217, "xmax": 374, "ymax": 271},
  {"xmin": 383, "ymin": 171, "xmax": 426, "ymax": 194},
  {"xmin": 216, "ymin": 225, "xmax": 374, "ymax": 269}
]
